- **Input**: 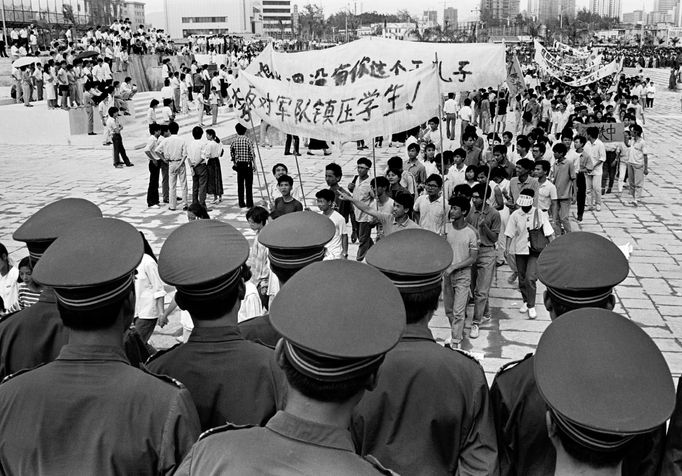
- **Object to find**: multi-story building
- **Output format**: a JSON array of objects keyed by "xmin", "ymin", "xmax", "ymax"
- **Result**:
[
  {"xmin": 480, "ymin": 0, "xmax": 520, "ymax": 23},
  {"xmin": 163, "ymin": 0, "xmax": 263, "ymax": 38},
  {"xmin": 124, "ymin": 1, "xmax": 146, "ymax": 28},
  {"xmin": 423, "ymin": 10, "xmax": 438, "ymax": 26},
  {"xmin": 590, "ymin": 0, "xmax": 622, "ymax": 19},
  {"xmin": 654, "ymin": 0, "xmax": 678, "ymax": 13},
  {"xmin": 537, "ymin": 0, "xmax": 575, "ymax": 23},
  {"xmin": 623, "ymin": 10, "xmax": 647, "ymax": 23},
  {"xmin": 444, "ymin": 7, "xmax": 458, "ymax": 28},
  {"xmin": 262, "ymin": 0, "xmax": 292, "ymax": 38},
  {"xmin": 1, "ymin": 0, "xmax": 123, "ymax": 28}
]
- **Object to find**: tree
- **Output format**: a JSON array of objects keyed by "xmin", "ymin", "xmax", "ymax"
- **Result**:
[{"xmin": 298, "ymin": 4, "xmax": 326, "ymax": 40}]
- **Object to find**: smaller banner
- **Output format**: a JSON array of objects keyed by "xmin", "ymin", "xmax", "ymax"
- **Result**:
[
  {"xmin": 576, "ymin": 123, "xmax": 624, "ymax": 143},
  {"xmin": 506, "ymin": 55, "xmax": 526, "ymax": 98},
  {"xmin": 535, "ymin": 41, "xmax": 622, "ymax": 87},
  {"xmin": 228, "ymin": 64, "xmax": 440, "ymax": 142}
]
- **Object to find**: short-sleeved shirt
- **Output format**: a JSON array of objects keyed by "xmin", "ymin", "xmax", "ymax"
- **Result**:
[
  {"xmin": 271, "ymin": 197, "xmax": 303, "ymax": 219},
  {"xmin": 414, "ymin": 194, "xmax": 446, "ymax": 234},
  {"xmin": 352, "ymin": 176, "xmax": 373, "ymax": 223},
  {"xmin": 375, "ymin": 213, "xmax": 420, "ymax": 239},
  {"xmin": 508, "ymin": 176, "xmax": 539, "ymax": 208},
  {"xmin": 446, "ymin": 225, "xmax": 478, "ymax": 273},
  {"xmin": 505, "ymin": 208, "xmax": 554, "ymax": 255},
  {"xmin": 406, "ymin": 160, "xmax": 427, "ymax": 185},
  {"xmin": 323, "ymin": 211, "xmax": 348, "ymax": 259},
  {"xmin": 464, "ymin": 147, "xmax": 483, "ymax": 167},
  {"xmin": 466, "ymin": 206, "xmax": 501, "ymax": 247},
  {"xmin": 627, "ymin": 138, "xmax": 648, "ymax": 166},
  {"xmin": 552, "ymin": 159, "xmax": 575, "ymax": 199},
  {"xmin": 459, "ymin": 106, "xmax": 473, "ymax": 122},
  {"xmin": 537, "ymin": 180, "xmax": 558, "ymax": 211}
]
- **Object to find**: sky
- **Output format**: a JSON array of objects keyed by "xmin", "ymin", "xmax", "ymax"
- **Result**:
[{"xmin": 143, "ymin": 0, "xmax": 657, "ymax": 21}]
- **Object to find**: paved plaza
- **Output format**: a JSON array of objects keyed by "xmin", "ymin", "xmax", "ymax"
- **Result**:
[{"xmin": 0, "ymin": 68, "xmax": 681, "ymax": 382}]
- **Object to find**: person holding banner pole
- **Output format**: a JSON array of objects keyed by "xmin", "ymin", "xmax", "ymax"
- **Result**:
[{"xmin": 435, "ymin": 53, "xmax": 448, "ymax": 236}]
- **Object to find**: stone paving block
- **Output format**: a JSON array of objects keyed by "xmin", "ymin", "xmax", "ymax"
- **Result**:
[
  {"xmin": 659, "ymin": 305, "xmax": 682, "ymax": 317},
  {"xmin": 630, "ymin": 263, "xmax": 662, "ymax": 277},
  {"xmin": 628, "ymin": 309, "xmax": 666, "ymax": 326},
  {"xmin": 502, "ymin": 344, "xmax": 537, "ymax": 359},
  {"xmin": 619, "ymin": 298, "xmax": 657, "ymax": 310},
  {"xmin": 653, "ymin": 338, "xmax": 682, "ymax": 352}
]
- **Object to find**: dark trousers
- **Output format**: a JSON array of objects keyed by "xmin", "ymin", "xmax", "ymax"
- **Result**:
[
  {"xmin": 515, "ymin": 253, "xmax": 539, "ymax": 308},
  {"xmin": 134, "ymin": 318, "xmax": 157, "ymax": 344},
  {"xmin": 112, "ymin": 133, "xmax": 131, "ymax": 166},
  {"xmin": 356, "ymin": 221, "xmax": 374, "ymax": 261},
  {"xmin": 147, "ymin": 160, "xmax": 161, "ymax": 206},
  {"xmin": 285, "ymin": 134, "xmax": 300, "ymax": 154},
  {"xmin": 160, "ymin": 161, "xmax": 169, "ymax": 202},
  {"xmin": 236, "ymin": 163, "xmax": 254, "ymax": 207},
  {"xmin": 602, "ymin": 156, "xmax": 618, "ymax": 193},
  {"xmin": 192, "ymin": 163, "xmax": 208, "ymax": 207},
  {"xmin": 576, "ymin": 172, "xmax": 586, "ymax": 219}
]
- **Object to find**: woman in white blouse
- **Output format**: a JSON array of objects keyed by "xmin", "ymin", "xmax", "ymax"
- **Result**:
[{"xmin": 133, "ymin": 234, "xmax": 166, "ymax": 344}]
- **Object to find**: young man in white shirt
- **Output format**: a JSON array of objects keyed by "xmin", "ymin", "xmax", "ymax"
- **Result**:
[
  {"xmin": 443, "ymin": 92, "xmax": 458, "ymax": 140},
  {"xmin": 316, "ymin": 189, "xmax": 348, "ymax": 260},
  {"xmin": 414, "ymin": 174, "xmax": 446, "ymax": 234},
  {"xmin": 583, "ymin": 126, "xmax": 605, "ymax": 212},
  {"xmin": 186, "ymin": 126, "xmax": 208, "ymax": 211},
  {"xmin": 626, "ymin": 124, "xmax": 648, "ymax": 207},
  {"xmin": 458, "ymin": 98, "xmax": 473, "ymax": 142},
  {"xmin": 144, "ymin": 124, "xmax": 163, "ymax": 208},
  {"xmin": 534, "ymin": 160, "xmax": 557, "ymax": 218}
]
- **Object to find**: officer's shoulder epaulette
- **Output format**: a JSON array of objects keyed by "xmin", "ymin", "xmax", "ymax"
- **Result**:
[
  {"xmin": 144, "ymin": 342, "xmax": 182, "ymax": 366},
  {"xmin": 1, "ymin": 362, "xmax": 47, "ymax": 385},
  {"xmin": 447, "ymin": 347, "xmax": 482, "ymax": 366},
  {"xmin": 140, "ymin": 366, "xmax": 186, "ymax": 389},
  {"xmin": 199, "ymin": 422, "xmax": 255, "ymax": 441},
  {"xmin": 364, "ymin": 455, "xmax": 400, "ymax": 476},
  {"xmin": 495, "ymin": 353, "xmax": 534, "ymax": 378}
]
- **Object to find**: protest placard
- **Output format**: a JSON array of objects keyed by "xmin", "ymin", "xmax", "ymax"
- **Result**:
[
  {"xmin": 245, "ymin": 38, "xmax": 505, "ymax": 92},
  {"xmin": 228, "ymin": 64, "xmax": 440, "ymax": 142},
  {"xmin": 576, "ymin": 123, "xmax": 625, "ymax": 143},
  {"xmin": 534, "ymin": 41, "xmax": 622, "ymax": 87}
]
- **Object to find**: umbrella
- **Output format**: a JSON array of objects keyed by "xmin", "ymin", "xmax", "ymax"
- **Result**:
[
  {"xmin": 12, "ymin": 57, "xmax": 39, "ymax": 68},
  {"xmin": 75, "ymin": 51, "xmax": 99, "ymax": 61}
]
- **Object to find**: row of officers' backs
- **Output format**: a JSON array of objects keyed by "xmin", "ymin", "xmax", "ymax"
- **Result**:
[{"xmin": 0, "ymin": 198, "xmax": 681, "ymax": 476}]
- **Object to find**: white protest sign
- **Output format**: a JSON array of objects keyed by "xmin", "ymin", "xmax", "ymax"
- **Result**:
[
  {"xmin": 228, "ymin": 65, "xmax": 440, "ymax": 142},
  {"xmin": 535, "ymin": 41, "xmax": 622, "ymax": 87},
  {"xmin": 245, "ymin": 38, "xmax": 505, "ymax": 92}
]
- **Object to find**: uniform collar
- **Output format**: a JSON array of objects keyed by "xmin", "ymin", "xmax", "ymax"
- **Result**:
[
  {"xmin": 187, "ymin": 325, "xmax": 243, "ymax": 343},
  {"xmin": 266, "ymin": 411, "xmax": 355, "ymax": 452},
  {"xmin": 56, "ymin": 344, "xmax": 129, "ymax": 363},
  {"xmin": 401, "ymin": 323, "xmax": 435, "ymax": 342}
]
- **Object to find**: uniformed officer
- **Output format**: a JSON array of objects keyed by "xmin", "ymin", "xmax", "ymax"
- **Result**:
[
  {"xmin": 146, "ymin": 219, "xmax": 285, "ymax": 431},
  {"xmin": 239, "ymin": 211, "xmax": 335, "ymax": 348},
  {"xmin": 0, "ymin": 199, "xmax": 149, "ymax": 379},
  {"xmin": 176, "ymin": 260, "xmax": 405, "ymax": 475},
  {"xmin": 0, "ymin": 217, "xmax": 200, "ymax": 475},
  {"xmin": 353, "ymin": 229, "xmax": 499, "ymax": 475},
  {"xmin": 662, "ymin": 379, "xmax": 682, "ymax": 475},
  {"xmin": 535, "ymin": 309, "xmax": 675, "ymax": 476},
  {"xmin": 491, "ymin": 231, "xmax": 663, "ymax": 476}
]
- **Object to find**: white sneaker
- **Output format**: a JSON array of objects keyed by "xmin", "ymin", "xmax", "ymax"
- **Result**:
[
  {"xmin": 519, "ymin": 303, "xmax": 528, "ymax": 313},
  {"xmin": 528, "ymin": 307, "xmax": 537, "ymax": 319},
  {"xmin": 595, "ymin": 204, "xmax": 601, "ymax": 212}
]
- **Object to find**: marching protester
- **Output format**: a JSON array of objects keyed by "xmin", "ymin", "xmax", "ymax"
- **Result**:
[{"xmin": 230, "ymin": 123, "xmax": 255, "ymax": 209}]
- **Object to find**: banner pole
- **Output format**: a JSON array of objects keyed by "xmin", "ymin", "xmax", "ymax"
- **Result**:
[
  {"xmin": 371, "ymin": 141, "xmax": 379, "ymax": 211},
  {"xmin": 292, "ymin": 151, "xmax": 308, "ymax": 209},
  {"xmin": 435, "ymin": 53, "xmax": 447, "ymax": 236},
  {"xmin": 248, "ymin": 114, "xmax": 272, "ymax": 205}
]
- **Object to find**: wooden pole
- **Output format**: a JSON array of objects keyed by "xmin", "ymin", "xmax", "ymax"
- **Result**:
[
  {"xmin": 292, "ymin": 151, "xmax": 307, "ymax": 209},
  {"xmin": 435, "ymin": 53, "xmax": 447, "ymax": 235},
  {"xmin": 371, "ymin": 140, "xmax": 379, "ymax": 210},
  {"xmin": 248, "ymin": 114, "xmax": 272, "ymax": 205}
]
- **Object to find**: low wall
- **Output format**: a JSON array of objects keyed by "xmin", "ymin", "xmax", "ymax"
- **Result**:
[{"xmin": 124, "ymin": 55, "xmax": 194, "ymax": 92}]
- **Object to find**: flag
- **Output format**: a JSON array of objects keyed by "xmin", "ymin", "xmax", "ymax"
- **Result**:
[{"xmin": 506, "ymin": 55, "xmax": 526, "ymax": 98}]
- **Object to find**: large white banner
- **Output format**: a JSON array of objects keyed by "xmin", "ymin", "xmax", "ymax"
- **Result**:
[
  {"xmin": 535, "ymin": 41, "xmax": 621, "ymax": 87},
  {"xmin": 228, "ymin": 65, "xmax": 440, "ymax": 142},
  {"xmin": 245, "ymin": 38, "xmax": 505, "ymax": 92}
]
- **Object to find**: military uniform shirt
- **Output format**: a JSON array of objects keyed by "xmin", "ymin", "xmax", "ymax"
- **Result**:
[
  {"xmin": 0, "ymin": 344, "xmax": 200, "ymax": 475},
  {"xmin": 146, "ymin": 325, "xmax": 285, "ymax": 430},
  {"xmin": 0, "ymin": 289, "xmax": 150, "ymax": 379},
  {"xmin": 176, "ymin": 411, "xmax": 395, "ymax": 475},
  {"xmin": 352, "ymin": 324, "xmax": 498, "ymax": 476},
  {"xmin": 491, "ymin": 353, "xmax": 666, "ymax": 476},
  {"xmin": 238, "ymin": 313, "xmax": 282, "ymax": 349}
]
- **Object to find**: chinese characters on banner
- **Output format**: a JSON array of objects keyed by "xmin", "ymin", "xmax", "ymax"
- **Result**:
[
  {"xmin": 577, "ymin": 123, "xmax": 625, "ymax": 143},
  {"xmin": 245, "ymin": 38, "xmax": 505, "ymax": 92},
  {"xmin": 534, "ymin": 41, "xmax": 622, "ymax": 88},
  {"xmin": 228, "ymin": 65, "xmax": 440, "ymax": 142}
]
